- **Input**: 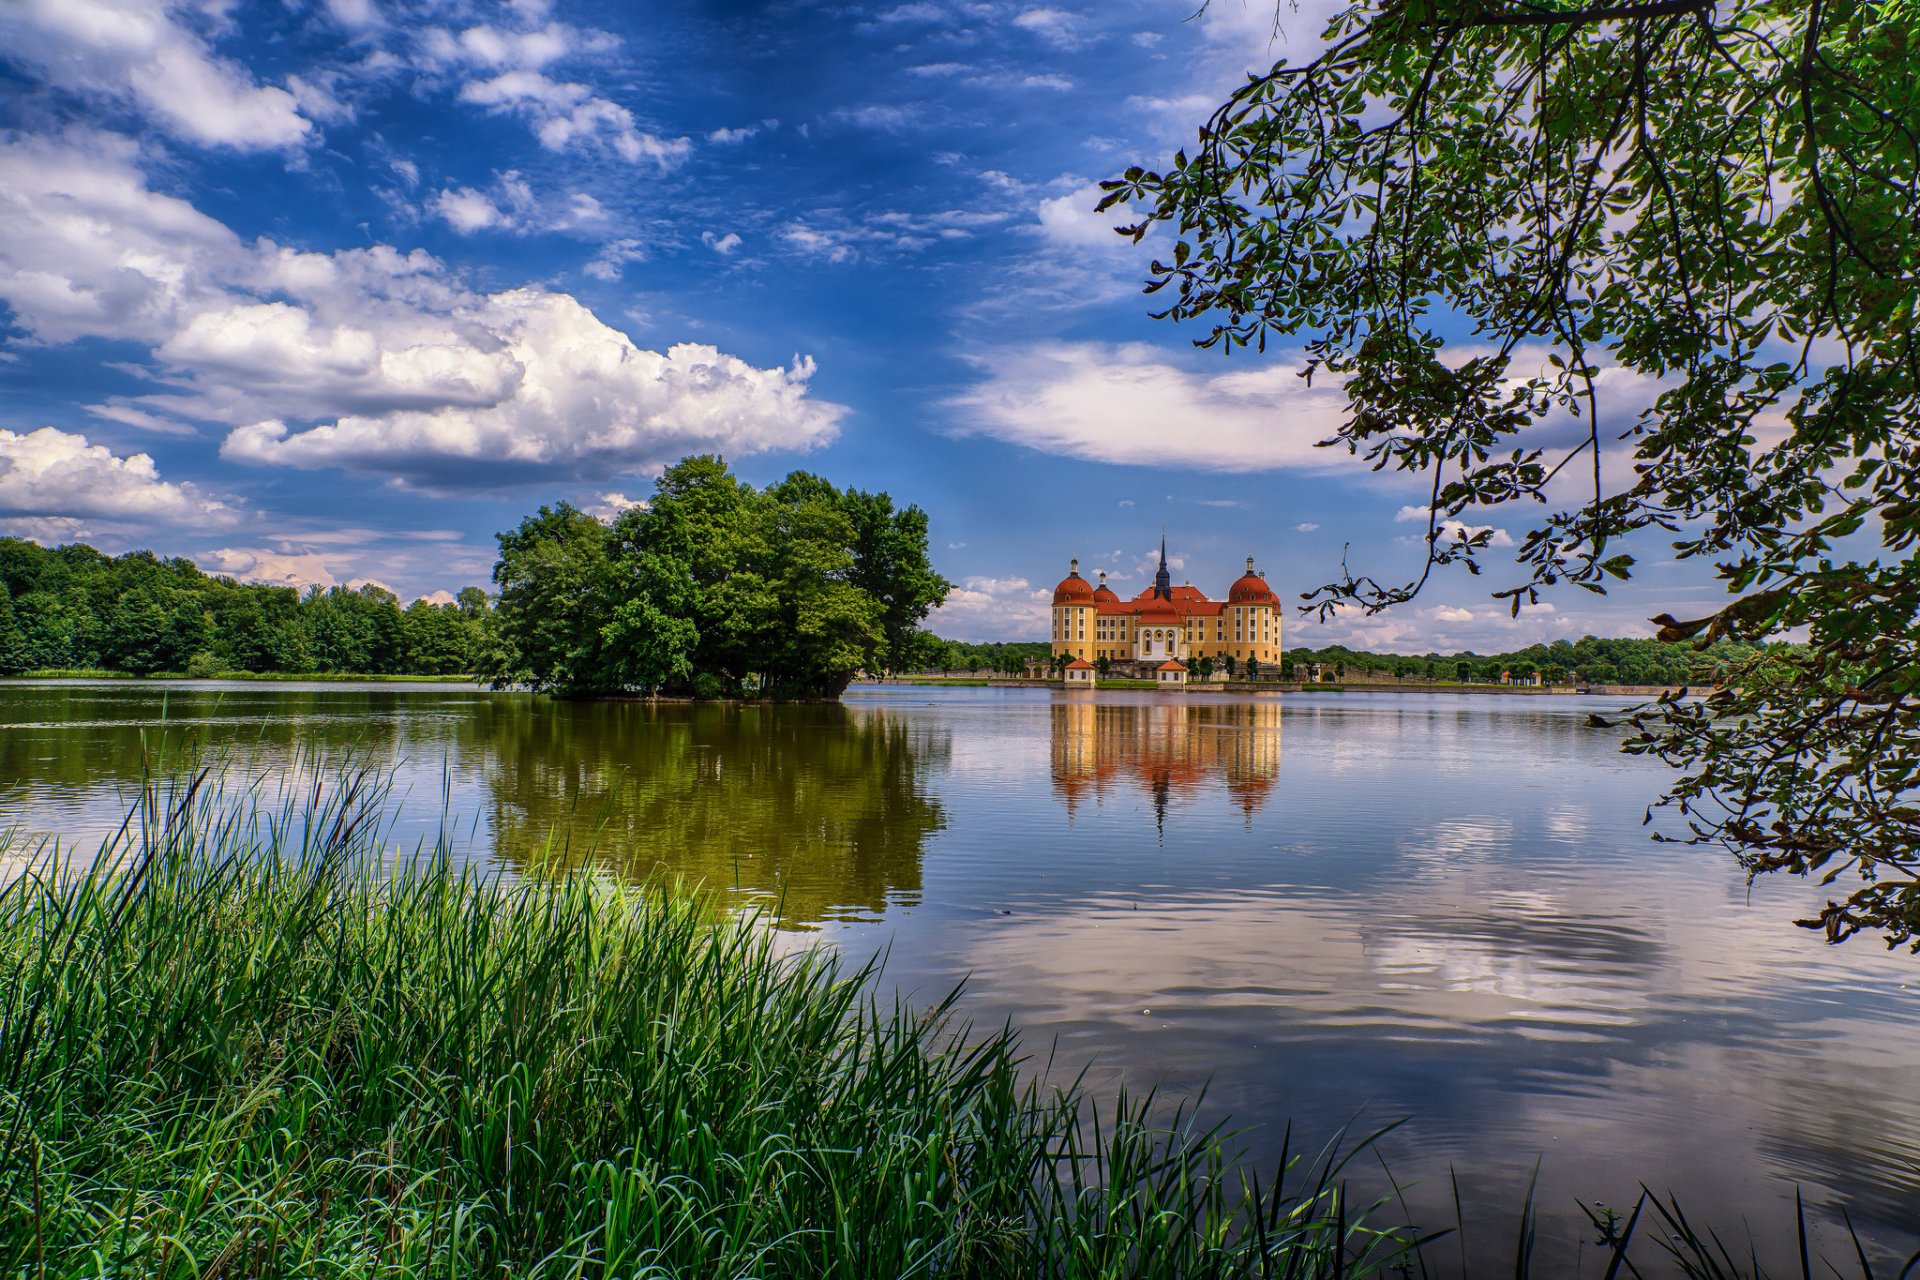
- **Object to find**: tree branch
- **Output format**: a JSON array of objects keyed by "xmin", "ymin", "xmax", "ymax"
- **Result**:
[{"xmin": 1469, "ymin": 0, "xmax": 1712, "ymax": 27}]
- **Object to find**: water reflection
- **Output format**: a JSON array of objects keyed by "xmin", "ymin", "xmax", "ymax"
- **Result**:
[
  {"xmin": 468, "ymin": 698, "xmax": 947, "ymax": 927},
  {"xmin": 0, "ymin": 680, "xmax": 949, "ymax": 929},
  {"xmin": 1050, "ymin": 699, "xmax": 1282, "ymax": 829}
]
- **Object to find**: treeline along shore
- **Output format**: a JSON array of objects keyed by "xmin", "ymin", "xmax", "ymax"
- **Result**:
[
  {"xmin": 0, "ymin": 538, "xmax": 492, "ymax": 678},
  {"xmin": 903, "ymin": 634, "xmax": 1761, "ymax": 691}
]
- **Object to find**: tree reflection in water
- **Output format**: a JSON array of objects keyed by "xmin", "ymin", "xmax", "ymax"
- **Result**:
[{"xmin": 470, "ymin": 698, "xmax": 949, "ymax": 929}]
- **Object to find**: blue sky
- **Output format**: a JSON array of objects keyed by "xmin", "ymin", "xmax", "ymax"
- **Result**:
[{"xmin": 0, "ymin": 0, "xmax": 1715, "ymax": 646}]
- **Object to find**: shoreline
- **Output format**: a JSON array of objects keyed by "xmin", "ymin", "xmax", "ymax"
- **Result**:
[{"xmin": 858, "ymin": 676, "xmax": 1695, "ymax": 697}]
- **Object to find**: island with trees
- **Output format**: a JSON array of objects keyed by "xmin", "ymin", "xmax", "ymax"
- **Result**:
[{"xmin": 480, "ymin": 455, "xmax": 949, "ymax": 699}]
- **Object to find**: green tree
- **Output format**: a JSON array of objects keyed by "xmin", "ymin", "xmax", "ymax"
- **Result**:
[
  {"xmin": 0, "ymin": 583, "xmax": 28, "ymax": 676},
  {"xmin": 484, "ymin": 504, "xmax": 617, "ymax": 696},
  {"xmin": 1105, "ymin": 0, "xmax": 1920, "ymax": 946}
]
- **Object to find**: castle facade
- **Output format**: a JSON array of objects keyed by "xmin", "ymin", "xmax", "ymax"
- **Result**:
[{"xmin": 1050, "ymin": 538, "xmax": 1283, "ymax": 675}]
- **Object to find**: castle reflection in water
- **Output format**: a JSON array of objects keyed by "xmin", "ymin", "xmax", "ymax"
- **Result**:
[{"xmin": 1050, "ymin": 698, "xmax": 1283, "ymax": 829}]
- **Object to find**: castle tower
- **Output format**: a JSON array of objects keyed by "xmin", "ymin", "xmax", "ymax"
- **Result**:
[{"xmin": 1050, "ymin": 557, "xmax": 1096, "ymax": 663}]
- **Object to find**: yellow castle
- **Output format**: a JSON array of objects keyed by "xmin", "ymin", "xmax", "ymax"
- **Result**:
[{"xmin": 1049, "ymin": 536, "xmax": 1283, "ymax": 675}]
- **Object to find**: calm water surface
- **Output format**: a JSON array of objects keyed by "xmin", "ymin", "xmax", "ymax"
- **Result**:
[{"xmin": 3, "ymin": 679, "xmax": 1916, "ymax": 1269}]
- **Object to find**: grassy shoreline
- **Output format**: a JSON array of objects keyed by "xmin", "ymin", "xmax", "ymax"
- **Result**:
[{"xmin": 0, "ymin": 773, "xmax": 1901, "ymax": 1277}]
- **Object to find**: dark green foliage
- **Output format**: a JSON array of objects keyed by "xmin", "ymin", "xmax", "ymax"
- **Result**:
[
  {"xmin": 1284, "ymin": 635, "xmax": 1758, "ymax": 686},
  {"xmin": 911, "ymin": 638, "xmax": 1052, "ymax": 674},
  {"xmin": 484, "ymin": 456, "xmax": 949, "ymax": 699},
  {"xmin": 0, "ymin": 584, "xmax": 27, "ymax": 676},
  {"xmin": 0, "ymin": 536, "xmax": 489, "ymax": 677},
  {"xmin": 1102, "ymin": 0, "xmax": 1920, "ymax": 945}
]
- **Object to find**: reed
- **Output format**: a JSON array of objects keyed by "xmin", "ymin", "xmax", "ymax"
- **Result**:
[{"xmin": 0, "ymin": 767, "xmax": 1910, "ymax": 1278}]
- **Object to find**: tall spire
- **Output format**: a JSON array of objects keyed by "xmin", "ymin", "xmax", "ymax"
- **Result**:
[{"xmin": 1154, "ymin": 528, "xmax": 1172, "ymax": 600}]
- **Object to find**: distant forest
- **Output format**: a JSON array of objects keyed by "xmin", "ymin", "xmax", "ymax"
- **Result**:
[
  {"xmin": 917, "ymin": 635, "xmax": 1761, "ymax": 685},
  {"xmin": 0, "ymin": 539, "xmax": 490, "ymax": 677}
]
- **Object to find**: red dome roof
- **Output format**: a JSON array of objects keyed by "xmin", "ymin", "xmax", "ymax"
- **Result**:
[
  {"xmin": 1053, "ymin": 560, "xmax": 1094, "ymax": 605},
  {"xmin": 1229, "ymin": 559, "xmax": 1279, "ymax": 605},
  {"xmin": 1091, "ymin": 584, "xmax": 1118, "ymax": 602}
]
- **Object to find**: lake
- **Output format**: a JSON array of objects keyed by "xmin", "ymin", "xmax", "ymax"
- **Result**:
[{"xmin": 3, "ymin": 679, "xmax": 1916, "ymax": 1270}]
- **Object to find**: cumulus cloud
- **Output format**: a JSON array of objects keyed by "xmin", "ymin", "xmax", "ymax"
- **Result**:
[
  {"xmin": 196, "ymin": 547, "xmax": 343, "ymax": 591},
  {"xmin": 584, "ymin": 491, "xmax": 646, "ymax": 518},
  {"xmin": 0, "ymin": 427, "xmax": 233, "ymax": 527},
  {"xmin": 929, "ymin": 574, "xmax": 1050, "ymax": 641},
  {"xmin": 949, "ymin": 342, "xmax": 1346, "ymax": 471},
  {"xmin": 0, "ymin": 131, "xmax": 845, "ymax": 488},
  {"xmin": 0, "ymin": 0, "xmax": 313, "ymax": 149},
  {"xmin": 220, "ymin": 295, "xmax": 842, "ymax": 482},
  {"xmin": 435, "ymin": 186, "xmax": 513, "ymax": 233}
]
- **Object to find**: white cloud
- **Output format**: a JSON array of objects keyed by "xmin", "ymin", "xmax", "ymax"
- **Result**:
[
  {"xmin": 875, "ymin": 3, "xmax": 951, "ymax": 23},
  {"xmin": 435, "ymin": 186, "xmax": 514, "ymax": 233},
  {"xmin": 1011, "ymin": 7, "xmax": 1084, "ymax": 48},
  {"xmin": 457, "ymin": 70, "xmax": 690, "ymax": 167},
  {"xmin": 1036, "ymin": 183, "xmax": 1140, "ymax": 251},
  {"xmin": 197, "ymin": 547, "xmax": 342, "ymax": 591},
  {"xmin": 1395, "ymin": 506, "xmax": 1516, "ymax": 548},
  {"xmin": 780, "ymin": 224, "xmax": 860, "ymax": 263},
  {"xmin": 584, "ymin": 491, "xmax": 646, "ymax": 518},
  {"xmin": 85, "ymin": 403, "xmax": 198, "ymax": 437},
  {"xmin": 708, "ymin": 119, "xmax": 776, "ymax": 144},
  {"xmin": 827, "ymin": 104, "xmax": 920, "ymax": 132},
  {"xmin": 219, "ymin": 294, "xmax": 843, "ymax": 483},
  {"xmin": 421, "ymin": 22, "xmax": 586, "ymax": 71},
  {"xmin": 0, "ymin": 427, "xmax": 233, "ymax": 526},
  {"xmin": 1431, "ymin": 605, "xmax": 1476, "ymax": 623},
  {"xmin": 702, "ymin": 231, "xmax": 743, "ymax": 255},
  {"xmin": 0, "ymin": 0, "xmax": 313, "ymax": 149},
  {"xmin": 326, "ymin": 0, "xmax": 382, "ymax": 30},
  {"xmin": 584, "ymin": 238, "xmax": 647, "ymax": 280},
  {"xmin": 0, "ymin": 132, "xmax": 845, "ymax": 489},
  {"xmin": 1295, "ymin": 521, "xmax": 1320, "ymax": 532},
  {"xmin": 949, "ymin": 342, "xmax": 1346, "ymax": 471},
  {"xmin": 432, "ymin": 173, "xmax": 538, "ymax": 234},
  {"xmin": 929, "ymin": 574, "xmax": 1050, "ymax": 641}
]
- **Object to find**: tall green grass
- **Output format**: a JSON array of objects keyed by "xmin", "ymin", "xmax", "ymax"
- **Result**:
[
  {"xmin": 0, "ymin": 767, "xmax": 1415, "ymax": 1279},
  {"xmin": 0, "ymin": 767, "xmax": 1912, "ymax": 1278}
]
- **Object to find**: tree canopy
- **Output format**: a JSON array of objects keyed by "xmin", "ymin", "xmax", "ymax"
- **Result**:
[
  {"xmin": 1103, "ymin": 0, "xmax": 1920, "ymax": 943},
  {"xmin": 482, "ymin": 456, "xmax": 950, "ymax": 699},
  {"xmin": 0, "ymin": 539, "xmax": 490, "ymax": 678}
]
